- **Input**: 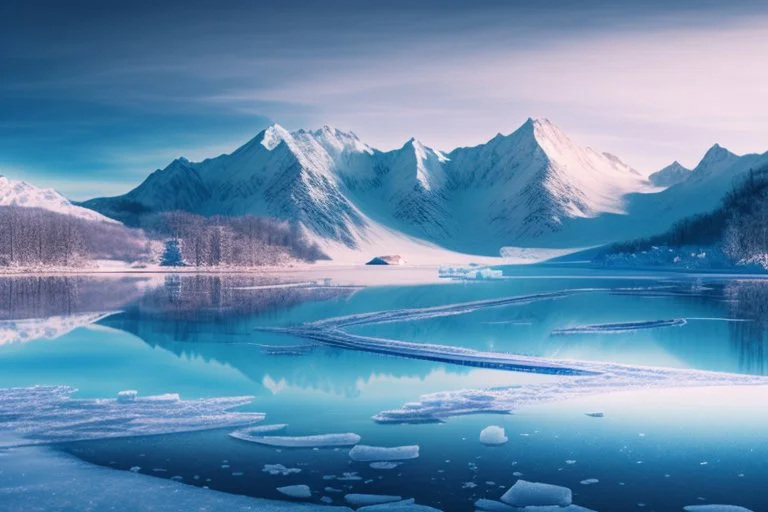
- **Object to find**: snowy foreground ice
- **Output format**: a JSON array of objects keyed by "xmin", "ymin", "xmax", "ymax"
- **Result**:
[
  {"xmin": 0, "ymin": 386, "xmax": 265, "ymax": 447},
  {"xmin": 0, "ymin": 446, "xmax": 352, "ymax": 512}
]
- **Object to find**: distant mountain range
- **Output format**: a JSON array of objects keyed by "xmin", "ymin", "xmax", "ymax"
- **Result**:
[
  {"xmin": 0, "ymin": 175, "xmax": 115, "ymax": 224},
  {"xmin": 9, "ymin": 117, "xmax": 767, "ymax": 261}
]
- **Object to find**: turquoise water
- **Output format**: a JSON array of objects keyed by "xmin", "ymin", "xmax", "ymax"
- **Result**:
[{"xmin": 1, "ymin": 272, "xmax": 767, "ymax": 511}]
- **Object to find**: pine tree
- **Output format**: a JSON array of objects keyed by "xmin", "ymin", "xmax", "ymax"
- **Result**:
[{"xmin": 160, "ymin": 239, "xmax": 184, "ymax": 266}]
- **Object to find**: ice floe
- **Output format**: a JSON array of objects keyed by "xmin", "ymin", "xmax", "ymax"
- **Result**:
[
  {"xmin": 579, "ymin": 478, "xmax": 599, "ymax": 485},
  {"xmin": 344, "ymin": 494, "xmax": 403, "ymax": 506},
  {"xmin": 263, "ymin": 464, "xmax": 302, "ymax": 476},
  {"xmin": 479, "ymin": 426, "xmax": 508, "ymax": 445},
  {"xmin": 230, "ymin": 424, "xmax": 288, "ymax": 442},
  {"xmin": 277, "ymin": 485, "xmax": 312, "ymax": 499},
  {"xmin": 499, "ymin": 480, "xmax": 572, "ymax": 507},
  {"xmin": 349, "ymin": 445, "xmax": 420, "ymax": 462},
  {"xmin": 684, "ymin": 506, "xmax": 755, "ymax": 512},
  {"xmin": 552, "ymin": 319, "xmax": 686, "ymax": 335},
  {"xmin": 234, "ymin": 433, "xmax": 361, "ymax": 448},
  {"xmin": 369, "ymin": 461, "xmax": 400, "ymax": 470},
  {"xmin": 0, "ymin": 386, "xmax": 264, "ymax": 447},
  {"xmin": 356, "ymin": 500, "xmax": 442, "ymax": 511}
]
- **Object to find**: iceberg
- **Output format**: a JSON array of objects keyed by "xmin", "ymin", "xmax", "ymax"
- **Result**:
[
  {"xmin": 499, "ymin": 480, "xmax": 572, "ymax": 507},
  {"xmin": 479, "ymin": 426, "xmax": 508, "ymax": 445},
  {"xmin": 277, "ymin": 485, "xmax": 312, "ymax": 499},
  {"xmin": 235, "ymin": 433, "xmax": 361, "ymax": 448},
  {"xmin": 349, "ymin": 445, "xmax": 420, "ymax": 462}
]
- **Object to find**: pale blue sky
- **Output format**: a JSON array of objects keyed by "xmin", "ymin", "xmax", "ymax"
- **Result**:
[{"xmin": 2, "ymin": 0, "xmax": 768, "ymax": 199}]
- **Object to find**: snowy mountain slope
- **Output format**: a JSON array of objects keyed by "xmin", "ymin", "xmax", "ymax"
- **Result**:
[
  {"xmin": 441, "ymin": 118, "xmax": 655, "ymax": 251},
  {"xmin": 0, "ymin": 175, "xmax": 117, "ymax": 224},
  {"xmin": 649, "ymin": 161, "xmax": 691, "ymax": 187},
  {"xmin": 81, "ymin": 118, "xmax": 762, "ymax": 258}
]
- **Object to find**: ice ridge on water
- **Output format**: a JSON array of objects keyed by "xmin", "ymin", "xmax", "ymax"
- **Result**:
[
  {"xmin": 373, "ymin": 359, "xmax": 768, "ymax": 423},
  {"xmin": 232, "ymin": 433, "xmax": 361, "ymax": 448},
  {"xmin": 551, "ymin": 318, "xmax": 686, "ymax": 335},
  {"xmin": 0, "ymin": 386, "xmax": 265, "ymax": 447}
]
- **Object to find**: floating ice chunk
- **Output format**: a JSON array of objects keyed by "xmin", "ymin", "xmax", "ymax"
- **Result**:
[
  {"xmin": 684, "ymin": 506, "xmax": 755, "ymax": 512},
  {"xmin": 357, "ymin": 499, "xmax": 441, "ymax": 512},
  {"xmin": 479, "ymin": 426, "xmax": 508, "ymax": 445},
  {"xmin": 349, "ymin": 445, "xmax": 419, "ymax": 462},
  {"xmin": 239, "ymin": 433, "xmax": 361, "ymax": 448},
  {"xmin": 230, "ymin": 424, "xmax": 288, "ymax": 442},
  {"xmin": 129, "ymin": 466, "xmax": 141, "ymax": 472},
  {"xmin": 370, "ymin": 462, "xmax": 400, "ymax": 470},
  {"xmin": 117, "ymin": 390, "xmax": 138, "ymax": 403},
  {"xmin": 263, "ymin": 464, "xmax": 301, "ymax": 476},
  {"xmin": 345, "ymin": 494, "xmax": 402, "ymax": 506},
  {"xmin": 336, "ymin": 472, "xmax": 362, "ymax": 481},
  {"xmin": 477, "ymin": 502, "xmax": 595, "ymax": 512},
  {"xmin": 463, "ymin": 482, "xmax": 478, "ymax": 489},
  {"xmin": 565, "ymin": 460, "xmax": 576, "ymax": 465},
  {"xmin": 585, "ymin": 412, "xmax": 604, "ymax": 418},
  {"xmin": 551, "ymin": 319, "xmax": 686, "ymax": 335},
  {"xmin": 474, "ymin": 499, "xmax": 517, "ymax": 511},
  {"xmin": 325, "ymin": 487, "xmax": 343, "ymax": 493},
  {"xmin": 277, "ymin": 485, "xmax": 312, "ymax": 499},
  {"xmin": 580, "ymin": 478, "xmax": 599, "ymax": 485},
  {"xmin": 500, "ymin": 480, "xmax": 572, "ymax": 507},
  {"xmin": 321, "ymin": 497, "xmax": 334, "ymax": 504}
]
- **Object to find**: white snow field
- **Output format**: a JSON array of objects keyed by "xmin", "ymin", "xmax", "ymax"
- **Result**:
[
  {"xmin": 348, "ymin": 445, "xmax": 420, "ymax": 462},
  {"xmin": 0, "ymin": 175, "xmax": 117, "ymax": 223},
  {"xmin": 0, "ymin": 446, "xmax": 352, "ymax": 512},
  {"xmin": 0, "ymin": 386, "xmax": 265, "ymax": 447},
  {"xmin": 230, "ymin": 433, "xmax": 361, "ymax": 448},
  {"xmin": 479, "ymin": 426, "xmax": 509, "ymax": 445}
]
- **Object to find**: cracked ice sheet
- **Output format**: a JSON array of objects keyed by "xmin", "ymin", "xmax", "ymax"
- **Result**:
[
  {"xmin": 0, "ymin": 446, "xmax": 352, "ymax": 512},
  {"xmin": 373, "ymin": 361, "xmax": 768, "ymax": 423},
  {"xmin": 0, "ymin": 386, "xmax": 265, "ymax": 447}
]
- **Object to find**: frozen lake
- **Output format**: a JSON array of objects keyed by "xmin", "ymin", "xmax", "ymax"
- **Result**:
[{"xmin": 1, "ymin": 267, "xmax": 767, "ymax": 511}]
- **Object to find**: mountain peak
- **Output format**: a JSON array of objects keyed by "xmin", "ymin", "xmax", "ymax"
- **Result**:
[
  {"xmin": 694, "ymin": 143, "xmax": 739, "ymax": 175},
  {"xmin": 649, "ymin": 160, "xmax": 692, "ymax": 187},
  {"xmin": 260, "ymin": 123, "xmax": 292, "ymax": 151}
]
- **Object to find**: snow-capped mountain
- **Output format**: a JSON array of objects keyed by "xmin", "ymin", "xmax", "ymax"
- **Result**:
[
  {"xmin": 0, "ymin": 175, "xmax": 117, "ymax": 224},
  {"xmin": 648, "ymin": 161, "xmax": 691, "ymax": 187},
  {"xmin": 82, "ymin": 118, "xmax": 764, "ymax": 259}
]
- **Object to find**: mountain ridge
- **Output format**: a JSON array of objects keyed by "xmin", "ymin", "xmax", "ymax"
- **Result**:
[{"xmin": 80, "ymin": 118, "xmax": 762, "ymax": 259}]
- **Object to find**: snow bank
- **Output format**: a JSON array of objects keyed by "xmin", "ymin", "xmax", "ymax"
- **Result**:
[
  {"xmin": 234, "ymin": 433, "xmax": 361, "ymax": 448},
  {"xmin": 348, "ymin": 445, "xmax": 420, "ymax": 462},
  {"xmin": 0, "ymin": 386, "xmax": 264, "ymax": 447},
  {"xmin": 499, "ymin": 480, "xmax": 572, "ymax": 507},
  {"xmin": 479, "ymin": 426, "xmax": 508, "ymax": 445}
]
